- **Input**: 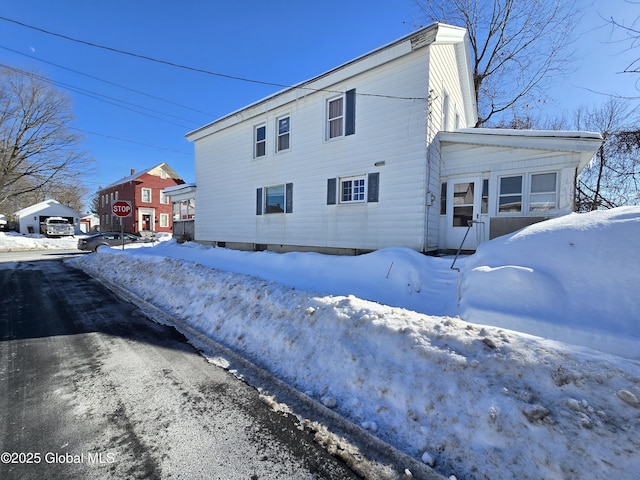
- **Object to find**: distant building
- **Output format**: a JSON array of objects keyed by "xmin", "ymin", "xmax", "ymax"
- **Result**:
[
  {"xmin": 97, "ymin": 163, "xmax": 185, "ymax": 235},
  {"xmin": 13, "ymin": 199, "xmax": 82, "ymax": 235}
]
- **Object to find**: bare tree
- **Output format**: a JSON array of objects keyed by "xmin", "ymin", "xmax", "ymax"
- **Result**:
[
  {"xmin": 414, "ymin": 0, "xmax": 579, "ymax": 126},
  {"xmin": 0, "ymin": 66, "xmax": 92, "ymax": 210},
  {"xmin": 574, "ymin": 99, "xmax": 640, "ymax": 210}
]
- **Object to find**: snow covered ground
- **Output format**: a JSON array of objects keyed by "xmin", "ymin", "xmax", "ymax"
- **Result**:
[{"xmin": 2, "ymin": 208, "xmax": 639, "ymax": 479}]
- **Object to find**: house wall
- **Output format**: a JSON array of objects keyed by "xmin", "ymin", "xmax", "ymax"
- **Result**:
[{"xmin": 195, "ymin": 45, "xmax": 445, "ymax": 252}]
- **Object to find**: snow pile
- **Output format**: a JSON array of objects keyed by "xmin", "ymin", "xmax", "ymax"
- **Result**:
[
  {"xmin": 66, "ymin": 207, "xmax": 640, "ymax": 480},
  {"xmin": 461, "ymin": 207, "xmax": 640, "ymax": 359},
  {"xmin": 0, "ymin": 231, "xmax": 79, "ymax": 251}
]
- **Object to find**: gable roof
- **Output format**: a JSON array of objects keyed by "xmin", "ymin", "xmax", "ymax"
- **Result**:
[
  {"xmin": 102, "ymin": 162, "xmax": 182, "ymax": 190},
  {"xmin": 14, "ymin": 199, "xmax": 80, "ymax": 218},
  {"xmin": 186, "ymin": 22, "xmax": 475, "ymax": 141}
]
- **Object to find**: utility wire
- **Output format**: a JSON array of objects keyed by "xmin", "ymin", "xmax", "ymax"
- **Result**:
[
  {"xmin": 0, "ymin": 44, "xmax": 216, "ymax": 118},
  {"xmin": 0, "ymin": 15, "xmax": 428, "ymax": 101}
]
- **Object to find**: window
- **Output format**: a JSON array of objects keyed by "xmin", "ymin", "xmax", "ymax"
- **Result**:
[
  {"xmin": 443, "ymin": 94, "xmax": 450, "ymax": 131},
  {"xmin": 481, "ymin": 179, "xmax": 489, "ymax": 214},
  {"xmin": 160, "ymin": 190, "xmax": 168, "ymax": 204},
  {"xmin": 530, "ymin": 173, "xmax": 557, "ymax": 212},
  {"xmin": 254, "ymin": 124, "xmax": 266, "ymax": 158},
  {"xmin": 453, "ymin": 182, "xmax": 474, "ymax": 226},
  {"xmin": 327, "ymin": 97, "xmax": 344, "ymax": 139},
  {"xmin": 440, "ymin": 183, "xmax": 447, "ymax": 215},
  {"xmin": 276, "ymin": 116, "xmax": 290, "ymax": 152},
  {"xmin": 340, "ymin": 176, "xmax": 366, "ymax": 203},
  {"xmin": 257, "ymin": 183, "xmax": 293, "ymax": 215},
  {"xmin": 265, "ymin": 185, "xmax": 285, "ymax": 213},
  {"xmin": 159, "ymin": 213, "xmax": 169, "ymax": 228},
  {"xmin": 141, "ymin": 188, "xmax": 152, "ymax": 203},
  {"xmin": 499, "ymin": 176, "xmax": 523, "ymax": 213}
]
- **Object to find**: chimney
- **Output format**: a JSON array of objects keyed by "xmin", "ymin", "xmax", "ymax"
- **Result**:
[{"xmin": 130, "ymin": 168, "xmax": 135, "ymax": 175}]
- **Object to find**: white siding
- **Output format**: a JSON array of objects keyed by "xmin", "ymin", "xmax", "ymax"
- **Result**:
[{"xmin": 195, "ymin": 47, "xmax": 437, "ymax": 251}]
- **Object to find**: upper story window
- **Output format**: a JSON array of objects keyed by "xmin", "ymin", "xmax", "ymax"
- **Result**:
[
  {"xmin": 160, "ymin": 190, "xmax": 169, "ymax": 204},
  {"xmin": 327, "ymin": 97, "xmax": 344, "ymax": 139},
  {"xmin": 276, "ymin": 116, "xmax": 290, "ymax": 152},
  {"xmin": 254, "ymin": 124, "xmax": 266, "ymax": 158},
  {"xmin": 141, "ymin": 187, "xmax": 152, "ymax": 203}
]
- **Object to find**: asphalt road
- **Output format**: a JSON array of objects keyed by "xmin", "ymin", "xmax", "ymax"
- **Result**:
[{"xmin": 0, "ymin": 253, "xmax": 361, "ymax": 479}]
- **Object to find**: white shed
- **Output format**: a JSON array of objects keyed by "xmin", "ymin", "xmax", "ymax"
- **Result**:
[
  {"xmin": 186, "ymin": 23, "xmax": 602, "ymax": 254},
  {"xmin": 14, "ymin": 199, "xmax": 82, "ymax": 235}
]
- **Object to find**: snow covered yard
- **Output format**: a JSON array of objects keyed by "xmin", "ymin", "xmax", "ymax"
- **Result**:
[{"xmin": 3, "ymin": 208, "xmax": 639, "ymax": 479}]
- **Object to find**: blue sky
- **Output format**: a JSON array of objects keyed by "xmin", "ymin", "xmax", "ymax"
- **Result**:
[{"xmin": 1, "ymin": 0, "xmax": 638, "ymax": 211}]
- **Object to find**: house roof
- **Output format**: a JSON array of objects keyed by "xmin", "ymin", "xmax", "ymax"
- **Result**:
[
  {"xmin": 102, "ymin": 162, "xmax": 183, "ymax": 190},
  {"xmin": 14, "ymin": 199, "xmax": 80, "ymax": 218},
  {"xmin": 186, "ymin": 23, "xmax": 475, "ymax": 141},
  {"xmin": 438, "ymin": 128, "xmax": 604, "ymax": 171}
]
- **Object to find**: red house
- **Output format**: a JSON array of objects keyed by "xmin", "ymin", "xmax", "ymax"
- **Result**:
[{"xmin": 98, "ymin": 163, "xmax": 185, "ymax": 235}]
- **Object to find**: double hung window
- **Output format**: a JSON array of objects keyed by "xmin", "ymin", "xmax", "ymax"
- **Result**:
[
  {"xmin": 327, "ymin": 97, "xmax": 344, "ymax": 139},
  {"xmin": 277, "ymin": 116, "xmax": 290, "ymax": 152},
  {"xmin": 141, "ymin": 188, "xmax": 152, "ymax": 203},
  {"xmin": 529, "ymin": 173, "xmax": 557, "ymax": 212},
  {"xmin": 254, "ymin": 124, "xmax": 266, "ymax": 158}
]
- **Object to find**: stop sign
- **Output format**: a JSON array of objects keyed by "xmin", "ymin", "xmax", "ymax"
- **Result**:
[{"xmin": 112, "ymin": 200, "xmax": 132, "ymax": 217}]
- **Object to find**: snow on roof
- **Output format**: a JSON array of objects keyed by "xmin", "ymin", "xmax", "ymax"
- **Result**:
[{"xmin": 455, "ymin": 127, "xmax": 603, "ymax": 140}]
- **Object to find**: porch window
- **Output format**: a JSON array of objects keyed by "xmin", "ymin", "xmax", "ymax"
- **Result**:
[
  {"xmin": 498, "ymin": 176, "xmax": 523, "ymax": 213},
  {"xmin": 453, "ymin": 182, "xmax": 474, "ymax": 226},
  {"xmin": 440, "ymin": 183, "xmax": 447, "ymax": 215},
  {"xmin": 481, "ymin": 179, "xmax": 489, "ymax": 214},
  {"xmin": 529, "ymin": 173, "xmax": 557, "ymax": 212}
]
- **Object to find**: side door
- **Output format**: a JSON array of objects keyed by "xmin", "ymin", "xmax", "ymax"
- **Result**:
[{"xmin": 446, "ymin": 177, "xmax": 482, "ymax": 250}]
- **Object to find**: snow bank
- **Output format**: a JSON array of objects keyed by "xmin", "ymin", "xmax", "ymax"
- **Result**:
[
  {"xmin": 0, "ymin": 231, "xmax": 78, "ymax": 251},
  {"xmin": 69, "ymin": 218, "xmax": 640, "ymax": 479},
  {"xmin": 461, "ymin": 207, "xmax": 640, "ymax": 359}
]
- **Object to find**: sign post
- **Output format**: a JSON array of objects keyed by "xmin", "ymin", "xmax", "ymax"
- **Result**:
[{"xmin": 111, "ymin": 201, "xmax": 132, "ymax": 250}]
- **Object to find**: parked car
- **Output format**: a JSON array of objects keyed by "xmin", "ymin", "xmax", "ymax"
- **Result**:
[{"xmin": 77, "ymin": 232, "xmax": 152, "ymax": 252}]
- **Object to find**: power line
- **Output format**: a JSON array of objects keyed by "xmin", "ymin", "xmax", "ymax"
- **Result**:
[
  {"xmin": 0, "ymin": 44, "xmax": 216, "ymax": 118},
  {"xmin": 0, "ymin": 15, "xmax": 428, "ymax": 101}
]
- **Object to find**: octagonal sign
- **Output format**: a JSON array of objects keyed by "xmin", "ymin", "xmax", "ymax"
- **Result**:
[{"xmin": 112, "ymin": 200, "xmax": 132, "ymax": 218}]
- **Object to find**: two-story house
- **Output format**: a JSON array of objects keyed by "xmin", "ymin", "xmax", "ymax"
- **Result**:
[
  {"xmin": 186, "ymin": 23, "xmax": 602, "ymax": 254},
  {"xmin": 98, "ymin": 163, "xmax": 185, "ymax": 235}
]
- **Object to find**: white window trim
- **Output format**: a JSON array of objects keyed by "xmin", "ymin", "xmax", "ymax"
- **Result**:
[
  {"xmin": 326, "ymin": 94, "xmax": 345, "ymax": 140},
  {"xmin": 160, "ymin": 190, "xmax": 169, "ymax": 204},
  {"xmin": 159, "ymin": 213, "xmax": 169, "ymax": 228},
  {"xmin": 497, "ymin": 171, "xmax": 559, "ymax": 216},
  {"xmin": 254, "ymin": 123, "xmax": 266, "ymax": 158},
  {"xmin": 339, "ymin": 175, "xmax": 367, "ymax": 204},
  {"xmin": 141, "ymin": 187, "xmax": 152, "ymax": 203},
  {"xmin": 276, "ymin": 114, "xmax": 291, "ymax": 153}
]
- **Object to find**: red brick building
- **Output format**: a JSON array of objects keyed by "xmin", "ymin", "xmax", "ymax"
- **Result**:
[{"xmin": 98, "ymin": 163, "xmax": 185, "ymax": 235}]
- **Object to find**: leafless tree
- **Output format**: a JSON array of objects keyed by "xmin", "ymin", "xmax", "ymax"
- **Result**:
[
  {"xmin": 0, "ymin": 66, "xmax": 92, "ymax": 211},
  {"xmin": 574, "ymin": 99, "xmax": 640, "ymax": 210},
  {"xmin": 414, "ymin": 0, "xmax": 579, "ymax": 126}
]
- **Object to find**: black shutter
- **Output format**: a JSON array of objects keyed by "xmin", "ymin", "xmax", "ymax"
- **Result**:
[
  {"xmin": 367, "ymin": 173, "xmax": 380, "ymax": 203},
  {"xmin": 256, "ymin": 188, "xmax": 263, "ymax": 215},
  {"xmin": 345, "ymin": 89, "xmax": 356, "ymax": 136},
  {"xmin": 285, "ymin": 183, "xmax": 293, "ymax": 213},
  {"xmin": 327, "ymin": 178, "xmax": 337, "ymax": 205}
]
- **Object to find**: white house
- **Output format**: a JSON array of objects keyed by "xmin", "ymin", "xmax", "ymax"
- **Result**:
[
  {"xmin": 14, "ymin": 199, "xmax": 82, "ymax": 235},
  {"xmin": 186, "ymin": 23, "xmax": 602, "ymax": 254}
]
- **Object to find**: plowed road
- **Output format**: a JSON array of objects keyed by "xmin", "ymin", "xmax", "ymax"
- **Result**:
[{"xmin": 0, "ymin": 253, "xmax": 360, "ymax": 479}]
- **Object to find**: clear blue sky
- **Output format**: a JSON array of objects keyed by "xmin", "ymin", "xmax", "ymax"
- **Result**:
[{"xmin": 0, "ymin": 0, "xmax": 638, "ymax": 211}]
